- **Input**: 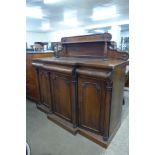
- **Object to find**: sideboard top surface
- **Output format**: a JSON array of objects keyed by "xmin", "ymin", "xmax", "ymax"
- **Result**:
[{"xmin": 32, "ymin": 57, "xmax": 128, "ymax": 69}]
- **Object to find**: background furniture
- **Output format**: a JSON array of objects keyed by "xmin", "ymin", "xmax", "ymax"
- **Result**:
[
  {"xmin": 32, "ymin": 33, "xmax": 128, "ymax": 148},
  {"xmin": 26, "ymin": 52, "xmax": 53, "ymax": 102}
]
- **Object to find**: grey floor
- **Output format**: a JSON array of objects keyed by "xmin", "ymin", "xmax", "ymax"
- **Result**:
[{"xmin": 26, "ymin": 90, "xmax": 129, "ymax": 155}]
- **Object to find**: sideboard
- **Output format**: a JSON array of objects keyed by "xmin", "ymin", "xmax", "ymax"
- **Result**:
[{"xmin": 32, "ymin": 33, "xmax": 129, "ymax": 148}]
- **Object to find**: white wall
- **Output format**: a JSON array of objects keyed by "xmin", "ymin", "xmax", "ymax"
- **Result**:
[
  {"xmin": 26, "ymin": 31, "xmax": 51, "ymax": 48},
  {"xmin": 26, "ymin": 29, "xmax": 88, "ymax": 48},
  {"xmin": 26, "ymin": 28, "xmax": 129, "ymax": 48},
  {"xmin": 121, "ymin": 30, "xmax": 129, "ymax": 37},
  {"xmin": 48, "ymin": 28, "xmax": 88, "ymax": 42}
]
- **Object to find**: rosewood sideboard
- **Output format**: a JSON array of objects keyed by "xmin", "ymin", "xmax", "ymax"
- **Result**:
[{"xmin": 32, "ymin": 33, "xmax": 129, "ymax": 148}]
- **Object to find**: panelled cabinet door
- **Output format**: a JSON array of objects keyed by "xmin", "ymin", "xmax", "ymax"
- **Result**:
[
  {"xmin": 78, "ymin": 77, "xmax": 105, "ymax": 134},
  {"xmin": 51, "ymin": 73, "xmax": 72, "ymax": 122},
  {"xmin": 38, "ymin": 70, "xmax": 52, "ymax": 109}
]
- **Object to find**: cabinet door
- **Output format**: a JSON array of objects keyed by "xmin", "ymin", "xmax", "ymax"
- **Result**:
[
  {"xmin": 38, "ymin": 70, "xmax": 51, "ymax": 109},
  {"xmin": 52, "ymin": 74, "xmax": 72, "ymax": 122},
  {"xmin": 78, "ymin": 77, "xmax": 105, "ymax": 133}
]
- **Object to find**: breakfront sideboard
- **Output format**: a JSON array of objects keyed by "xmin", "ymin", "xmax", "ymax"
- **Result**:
[{"xmin": 32, "ymin": 33, "xmax": 129, "ymax": 148}]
